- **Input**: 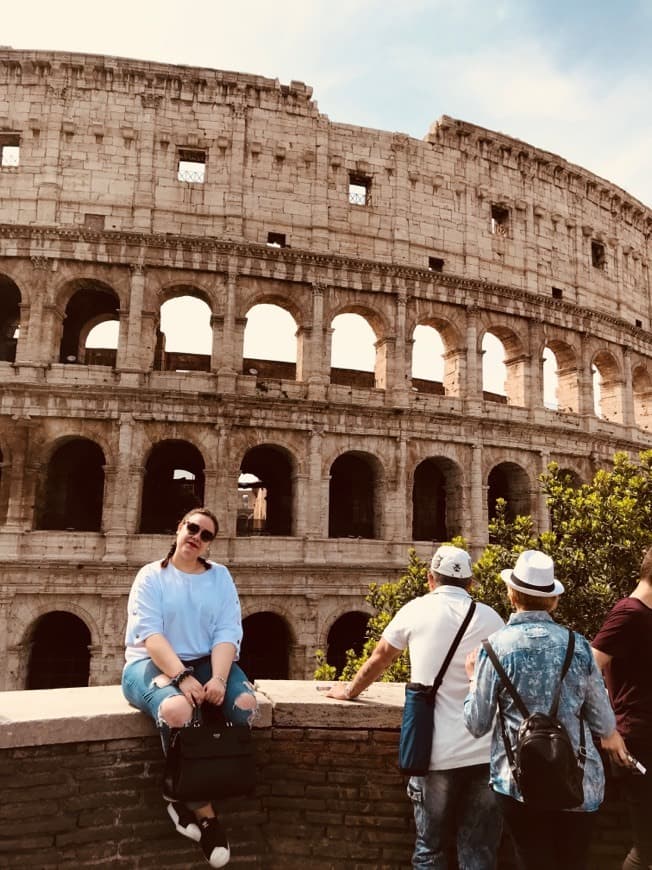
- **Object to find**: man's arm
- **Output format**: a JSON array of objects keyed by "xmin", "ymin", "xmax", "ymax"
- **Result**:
[
  {"xmin": 591, "ymin": 646, "xmax": 612, "ymax": 672},
  {"xmin": 591, "ymin": 645, "xmax": 633, "ymax": 767},
  {"xmin": 325, "ymin": 638, "xmax": 402, "ymax": 700}
]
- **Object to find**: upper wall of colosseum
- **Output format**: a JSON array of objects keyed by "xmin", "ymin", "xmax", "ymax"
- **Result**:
[{"xmin": 1, "ymin": 48, "xmax": 650, "ymax": 325}]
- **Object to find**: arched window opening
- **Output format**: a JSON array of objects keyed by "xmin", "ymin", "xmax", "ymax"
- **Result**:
[
  {"xmin": 411, "ymin": 325, "xmax": 445, "ymax": 395},
  {"xmin": 633, "ymin": 365, "xmax": 652, "ymax": 429},
  {"xmin": 0, "ymin": 274, "xmax": 21, "ymax": 363},
  {"xmin": 84, "ymin": 319, "xmax": 119, "ymax": 366},
  {"xmin": 412, "ymin": 458, "xmax": 463, "ymax": 541},
  {"xmin": 60, "ymin": 284, "xmax": 120, "ymax": 365},
  {"xmin": 330, "ymin": 313, "xmax": 377, "ymax": 389},
  {"xmin": 156, "ymin": 295, "xmax": 212, "ymax": 372},
  {"xmin": 542, "ymin": 347, "xmax": 559, "ymax": 410},
  {"xmin": 140, "ymin": 440, "xmax": 205, "ymax": 534},
  {"xmin": 237, "ymin": 445, "xmax": 293, "ymax": 536},
  {"xmin": 557, "ymin": 468, "xmax": 583, "ymax": 489},
  {"xmin": 326, "ymin": 612, "xmax": 370, "ymax": 676},
  {"xmin": 36, "ymin": 439, "xmax": 105, "ymax": 531},
  {"xmin": 548, "ymin": 340, "xmax": 579, "ymax": 413},
  {"xmin": 242, "ymin": 303, "xmax": 297, "ymax": 381},
  {"xmin": 26, "ymin": 612, "xmax": 91, "ymax": 689},
  {"xmin": 240, "ymin": 612, "xmax": 290, "ymax": 679},
  {"xmin": 482, "ymin": 333, "xmax": 507, "ymax": 402},
  {"xmin": 593, "ymin": 351, "xmax": 623, "ymax": 422},
  {"xmin": 487, "ymin": 462, "xmax": 530, "ymax": 525},
  {"xmin": 329, "ymin": 452, "xmax": 378, "ymax": 539}
]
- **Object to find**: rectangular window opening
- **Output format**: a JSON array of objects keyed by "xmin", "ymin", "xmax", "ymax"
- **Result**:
[
  {"xmin": 267, "ymin": 232, "xmax": 287, "ymax": 248},
  {"xmin": 177, "ymin": 148, "xmax": 206, "ymax": 183},
  {"xmin": 591, "ymin": 240, "xmax": 606, "ymax": 269},
  {"xmin": 0, "ymin": 134, "xmax": 20, "ymax": 167},
  {"xmin": 83, "ymin": 213, "xmax": 106, "ymax": 230},
  {"xmin": 635, "ymin": 319, "xmax": 643, "ymax": 328},
  {"xmin": 551, "ymin": 287, "xmax": 563, "ymax": 300},
  {"xmin": 491, "ymin": 204, "xmax": 510, "ymax": 236},
  {"xmin": 428, "ymin": 257, "xmax": 444, "ymax": 272},
  {"xmin": 349, "ymin": 173, "xmax": 371, "ymax": 206}
]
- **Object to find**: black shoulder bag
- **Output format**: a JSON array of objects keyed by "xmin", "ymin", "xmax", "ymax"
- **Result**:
[
  {"xmin": 398, "ymin": 600, "xmax": 476, "ymax": 775},
  {"xmin": 482, "ymin": 629, "xmax": 586, "ymax": 810},
  {"xmin": 163, "ymin": 706, "xmax": 256, "ymax": 802}
]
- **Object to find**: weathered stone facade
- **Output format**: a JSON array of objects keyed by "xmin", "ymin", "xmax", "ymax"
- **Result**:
[{"xmin": 1, "ymin": 48, "xmax": 652, "ymax": 687}]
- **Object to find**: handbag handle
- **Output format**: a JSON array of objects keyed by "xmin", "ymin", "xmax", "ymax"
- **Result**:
[{"xmin": 430, "ymin": 600, "xmax": 476, "ymax": 699}]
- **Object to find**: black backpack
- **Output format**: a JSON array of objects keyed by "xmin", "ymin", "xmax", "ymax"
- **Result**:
[{"xmin": 482, "ymin": 629, "xmax": 586, "ymax": 811}]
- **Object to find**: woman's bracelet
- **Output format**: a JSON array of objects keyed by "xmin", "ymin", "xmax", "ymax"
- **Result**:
[
  {"xmin": 213, "ymin": 674, "xmax": 227, "ymax": 686},
  {"xmin": 171, "ymin": 666, "xmax": 194, "ymax": 688}
]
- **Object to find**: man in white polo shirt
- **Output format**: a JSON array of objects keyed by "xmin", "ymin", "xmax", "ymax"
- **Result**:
[{"xmin": 327, "ymin": 546, "xmax": 504, "ymax": 869}]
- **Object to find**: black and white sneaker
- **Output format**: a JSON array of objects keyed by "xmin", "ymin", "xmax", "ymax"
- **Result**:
[
  {"xmin": 166, "ymin": 801, "xmax": 201, "ymax": 842},
  {"xmin": 198, "ymin": 816, "xmax": 230, "ymax": 868}
]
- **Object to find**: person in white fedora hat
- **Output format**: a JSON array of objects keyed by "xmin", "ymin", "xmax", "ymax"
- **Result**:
[
  {"xmin": 327, "ymin": 544, "xmax": 505, "ymax": 869},
  {"xmin": 464, "ymin": 550, "xmax": 621, "ymax": 870}
]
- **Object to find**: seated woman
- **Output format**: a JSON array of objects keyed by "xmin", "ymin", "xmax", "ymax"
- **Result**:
[
  {"xmin": 463, "ymin": 550, "xmax": 621, "ymax": 870},
  {"xmin": 122, "ymin": 507, "xmax": 257, "ymax": 869}
]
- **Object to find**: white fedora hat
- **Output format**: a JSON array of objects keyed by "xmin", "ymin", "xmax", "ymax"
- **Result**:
[{"xmin": 501, "ymin": 550, "xmax": 564, "ymax": 597}]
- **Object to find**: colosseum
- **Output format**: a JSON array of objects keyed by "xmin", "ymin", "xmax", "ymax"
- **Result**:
[{"xmin": 1, "ymin": 47, "xmax": 651, "ymax": 689}]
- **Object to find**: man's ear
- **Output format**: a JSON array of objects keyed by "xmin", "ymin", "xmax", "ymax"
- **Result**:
[{"xmin": 427, "ymin": 571, "xmax": 436, "ymax": 590}]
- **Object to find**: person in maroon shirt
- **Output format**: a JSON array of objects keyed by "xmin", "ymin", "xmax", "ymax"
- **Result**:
[{"xmin": 592, "ymin": 546, "xmax": 652, "ymax": 870}]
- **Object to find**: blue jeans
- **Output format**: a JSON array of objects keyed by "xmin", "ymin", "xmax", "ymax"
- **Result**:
[
  {"xmin": 122, "ymin": 655, "xmax": 257, "ymax": 754},
  {"xmin": 407, "ymin": 764, "xmax": 501, "ymax": 869}
]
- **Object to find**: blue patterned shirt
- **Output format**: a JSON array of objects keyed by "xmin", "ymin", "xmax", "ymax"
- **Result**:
[{"xmin": 464, "ymin": 611, "xmax": 616, "ymax": 811}]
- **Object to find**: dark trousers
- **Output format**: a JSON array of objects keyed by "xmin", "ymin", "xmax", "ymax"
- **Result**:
[
  {"xmin": 620, "ymin": 741, "xmax": 652, "ymax": 870},
  {"xmin": 497, "ymin": 794, "xmax": 595, "ymax": 870}
]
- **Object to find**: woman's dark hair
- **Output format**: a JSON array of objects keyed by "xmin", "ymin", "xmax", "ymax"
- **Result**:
[{"xmin": 161, "ymin": 507, "xmax": 219, "ymax": 569}]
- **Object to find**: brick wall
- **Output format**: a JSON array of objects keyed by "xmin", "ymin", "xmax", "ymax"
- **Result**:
[{"xmin": 0, "ymin": 683, "xmax": 632, "ymax": 869}]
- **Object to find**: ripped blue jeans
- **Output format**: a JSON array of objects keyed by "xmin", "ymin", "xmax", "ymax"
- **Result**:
[{"xmin": 121, "ymin": 655, "xmax": 257, "ymax": 755}]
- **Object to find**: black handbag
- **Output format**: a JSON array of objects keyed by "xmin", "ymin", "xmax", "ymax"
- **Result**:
[
  {"xmin": 163, "ymin": 706, "xmax": 256, "ymax": 802},
  {"xmin": 398, "ymin": 600, "xmax": 476, "ymax": 775}
]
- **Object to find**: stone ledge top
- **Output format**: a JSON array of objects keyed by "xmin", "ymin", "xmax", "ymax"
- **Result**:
[{"xmin": 0, "ymin": 681, "xmax": 405, "ymax": 749}]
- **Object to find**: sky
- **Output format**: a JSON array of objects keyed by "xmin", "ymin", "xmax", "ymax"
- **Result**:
[
  {"xmin": 5, "ymin": 0, "xmax": 652, "ymax": 206},
  {"xmin": 8, "ymin": 0, "xmax": 636, "ymax": 402}
]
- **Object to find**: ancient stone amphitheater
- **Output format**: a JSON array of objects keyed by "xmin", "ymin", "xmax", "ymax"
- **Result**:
[{"xmin": 1, "ymin": 47, "xmax": 650, "ymax": 688}]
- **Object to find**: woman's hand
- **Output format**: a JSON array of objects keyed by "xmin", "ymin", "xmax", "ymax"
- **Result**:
[
  {"xmin": 203, "ymin": 676, "xmax": 226, "ymax": 706},
  {"xmin": 177, "ymin": 674, "xmax": 205, "ymax": 708}
]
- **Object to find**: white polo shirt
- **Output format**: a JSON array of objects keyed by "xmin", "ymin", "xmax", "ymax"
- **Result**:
[{"xmin": 383, "ymin": 585, "xmax": 504, "ymax": 770}]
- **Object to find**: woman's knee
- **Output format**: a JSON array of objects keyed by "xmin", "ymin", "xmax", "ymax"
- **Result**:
[
  {"xmin": 230, "ymin": 690, "xmax": 258, "ymax": 726},
  {"xmin": 159, "ymin": 695, "xmax": 193, "ymax": 728}
]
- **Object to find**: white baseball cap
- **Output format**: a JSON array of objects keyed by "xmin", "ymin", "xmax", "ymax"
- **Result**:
[{"xmin": 430, "ymin": 545, "xmax": 473, "ymax": 579}]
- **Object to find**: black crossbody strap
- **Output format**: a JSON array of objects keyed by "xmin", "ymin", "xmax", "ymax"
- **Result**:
[
  {"xmin": 481, "ymin": 639, "xmax": 530, "ymax": 719},
  {"xmin": 549, "ymin": 629, "xmax": 574, "ymax": 717},
  {"xmin": 430, "ymin": 600, "xmax": 476, "ymax": 698}
]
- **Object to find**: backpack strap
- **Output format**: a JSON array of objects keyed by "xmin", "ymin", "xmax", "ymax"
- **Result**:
[
  {"xmin": 430, "ymin": 600, "xmax": 476, "ymax": 699},
  {"xmin": 481, "ymin": 639, "xmax": 530, "ymax": 719},
  {"xmin": 550, "ymin": 629, "xmax": 587, "ymax": 771}
]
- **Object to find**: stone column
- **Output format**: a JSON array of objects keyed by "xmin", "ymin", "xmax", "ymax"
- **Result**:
[
  {"xmin": 300, "ymin": 283, "xmax": 329, "ymax": 400},
  {"xmin": 0, "ymin": 597, "xmax": 13, "ymax": 690},
  {"xmin": 103, "ymin": 414, "xmax": 139, "ymax": 560},
  {"xmin": 132, "ymin": 94, "xmax": 158, "ymax": 232},
  {"xmin": 306, "ymin": 429, "xmax": 326, "ymax": 539},
  {"xmin": 213, "ymin": 424, "xmax": 239, "ymax": 538},
  {"xmin": 577, "ymin": 332, "xmax": 595, "ymax": 417},
  {"xmin": 538, "ymin": 450, "xmax": 551, "ymax": 534},
  {"xmin": 469, "ymin": 443, "xmax": 487, "ymax": 551},
  {"xmin": 622, "ymin": 346, "xmax": 635, "ymax": 429},
  {"xmin": 216, "ymin": 268, "xmax": 239, "ymax": 393},
  {"xmin": 464, "ymin": 306, "xmax": 483, "ymax": 411},
  {"xmin": 14, "ymin": 257, "xmax": 57, "ymax": 367},
  {"xmin": 224, "ymin": 103, "xmax": 246, "ymax": 239},
  {"xmin": 391, "ymin": 437, "xmax": 409, "ymax": 541},
  {"xmin": 389, "ymin": 294, "xmax": 410, "ymax": 407},
  {"xmin": 116, "ymin": 264, "xmax": 147, "ymax": 376}
]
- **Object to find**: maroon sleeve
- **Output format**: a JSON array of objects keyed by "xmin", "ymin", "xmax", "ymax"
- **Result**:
[{"xmin": 592, "ymin": 600, "xmax": 634, "ymax": 659}]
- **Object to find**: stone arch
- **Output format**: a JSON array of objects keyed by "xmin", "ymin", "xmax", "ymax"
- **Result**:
[
  {"xmin": 237, "ymin": 443, "xmax": 296, "ymax": 536},
  {"xmin": 35, "ymin": 437, "xmax": 106, "ymax": 531},
  {"xmin": 57, "ymin": 278, "xmax": 121, "ymax": 366},
  {"xmin": 592, "ymin": 349, "xmax": 623, "ymax": 422},
  {"xmin": 481, "ymin": 324, "xmax": 526, "ymax": 406},
  {"xmin": 545, "ymin": 339, "xmax": 579, "ymax": 413},
  {"xmin": 325, "ymin": 610, "xmax": 371, "ymax": 676},
  {"xmin": 328, "ymin": 304, "xmax": 388, "ymax": 390},
  {"xmin": 242, "ymin": 298, "xmax": 299, "ymax": 381},
  {"xmin": 632, "ymin": 364, "xmax": 652, "ymax": 429},
  {"xmin": 0, "ymin": 273, "xmax": 21, "ymax": 363},
  {"xmin": 487, "ymin": 461, "xmax": 531, "ymax": 523},
  {"xmin": 155, "ymin": 285, "xmax": 213, "ymax": 373},
  {"xmin": 24, "ymin": 610, "xmax": 92, "ymax": 689},
  {"xmin": 556, "ymin": 467, "xmax": 584, "ymax": 489},
  {"xmin": 240, "ymin": 611, "xmax": 293, "ymax": 680},
  {"xmin": 328, "ymin": 450, "xmax": 384, "ymax": 539},
  {"xmin": 410, "ymin": 315, "xmax": 463, "ymax": 397},
  {"xmin": 139, "ymin": 439, "xmax": 206, "ymax": 534},
  {"xmin": 411, "ymin": 456, "xmax": 463, "ymax": 541}
]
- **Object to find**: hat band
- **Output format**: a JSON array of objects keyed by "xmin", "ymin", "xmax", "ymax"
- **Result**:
[{"xmin": 510, "ymin": 572, "xmax": 555, "ymax": 593}]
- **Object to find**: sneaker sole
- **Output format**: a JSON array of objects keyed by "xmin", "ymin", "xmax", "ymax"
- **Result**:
[
  {"xmin": 166, "ymin": 802, "xmax": 201, "ymax": 842},
  {"xmin": 203, "ymin": 844, "xmax": 230, "ymax": 868}
]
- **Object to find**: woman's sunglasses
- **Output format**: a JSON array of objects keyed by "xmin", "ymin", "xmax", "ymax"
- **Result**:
[{"xmin": 183, "ymin": 520, "xmax": 215, "ymax": 543}]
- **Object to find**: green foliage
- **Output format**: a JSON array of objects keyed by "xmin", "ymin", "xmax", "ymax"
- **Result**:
[
  {"xmin": 313, "ymin": 649, "xmax": 336, "ymax": 681},
  {"xmin": 314, "ymin": 451, "xmax": 652, "ymax": 682}
]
